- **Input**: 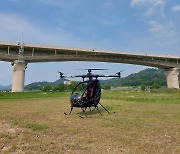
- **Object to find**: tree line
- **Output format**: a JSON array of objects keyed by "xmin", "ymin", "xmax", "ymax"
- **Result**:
[{"xmin": 37, "ymin": 81, "xmax": 111, "ymax": 92}]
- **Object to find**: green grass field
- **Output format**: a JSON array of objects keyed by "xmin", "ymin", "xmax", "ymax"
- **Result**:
[{"xmin": 0, "ymin": 90, "xmax": 180, "ymax": 153}]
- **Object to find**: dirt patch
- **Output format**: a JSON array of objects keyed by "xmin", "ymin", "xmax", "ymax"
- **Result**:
[
  {"xmin": 0, "ymin": 121, "xmax": 17, "ymax": 134},
  {"xmin": 0, "ymin": 120, "xmax": 25, "ymax": 153}
]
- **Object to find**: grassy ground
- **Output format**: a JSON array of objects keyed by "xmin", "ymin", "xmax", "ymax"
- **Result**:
[{"xmin": 0, "ymin": 90, "xmax": 180, "ymax": 153}]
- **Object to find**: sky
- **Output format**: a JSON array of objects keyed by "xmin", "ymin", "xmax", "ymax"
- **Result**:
[{"xmin": 0, "ymin": 0, "xmax": 180, "ymax": 86}]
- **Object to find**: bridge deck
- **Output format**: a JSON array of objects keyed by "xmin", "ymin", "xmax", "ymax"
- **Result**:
[{"xmin": 0, "ymin": 42, "xmax": 180, "ymax": 69}]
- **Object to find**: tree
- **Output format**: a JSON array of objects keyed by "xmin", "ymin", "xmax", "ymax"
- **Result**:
[
  {"xmin": 141, "ymin": 84, "xmax": 146, "ymax": 91},
  {"xmin": 102, "ymin": 84, "xmax": 111, "ymax": 90},
  {"xmin": 57, "ymin": 83, "xmax": 65, "ymax": 91},
  {"xmin": 41, "ymin": 85, "xmax": 52, "ymax": 92},
  {"xmin": 151, "ymin": 83, "xmax": 161, "ymax": 89},
  {"xmin": 52, "ymin": 86, "xmax": 59, "ymax": 92},
  {"xmin": 28, "ymin": 86, "xmax": 33, "ymax": 91}
]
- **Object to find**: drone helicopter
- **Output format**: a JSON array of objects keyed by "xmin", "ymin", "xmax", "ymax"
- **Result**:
[{"xmin": 59, "ymin": 69, "xmax": 121, "ymax": 116}]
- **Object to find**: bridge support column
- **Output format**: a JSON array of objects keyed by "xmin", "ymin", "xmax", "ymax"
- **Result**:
[
  {"xmin": 12, "ymin": 60, "xmax": 27, "ymax": 92},
  {"xmin": 164, "ymin": 68, "xmax": 179, "ymax": 89}
]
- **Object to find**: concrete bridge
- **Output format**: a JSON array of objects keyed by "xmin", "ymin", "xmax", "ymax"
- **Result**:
[{"xmin": 0, "ymin": 41, "xmax": 180, "ymax": 92}]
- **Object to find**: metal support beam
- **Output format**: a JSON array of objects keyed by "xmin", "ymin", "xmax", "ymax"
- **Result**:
[
  {"xmin": 164, "ymin": 68, "xmax": 179, "ymax": 89},
  {"xmin": 12, "ymin": 60, "xmax": 27, "ymax": 92}
]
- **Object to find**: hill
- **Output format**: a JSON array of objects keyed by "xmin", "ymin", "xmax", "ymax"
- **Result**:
[
  {"xmin": 23, "ymin": 68, "xmax": 177, "ymax": 91},
  {"xmin": 102, "ymin": 68, "xmax": 168, "ymax": 87},
  {"xmin": 0, "ymin": 85, "xmax": 11, "ymax": 91},
  {"xmin": 24, "ymin": 78, "xmax": 68, "ymax": 91}
]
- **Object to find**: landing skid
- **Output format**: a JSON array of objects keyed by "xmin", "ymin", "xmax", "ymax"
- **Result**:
[
  {"xmin": 64, "ymin": 107, "xmax": 73, "ymax": 115},
  {"xmin": 64, "ymin": 103, "xmax": 110, "ymax": 117},
  {"xmin": 98, "ymin": 103, "xmax": 110, "ymax": 114}
]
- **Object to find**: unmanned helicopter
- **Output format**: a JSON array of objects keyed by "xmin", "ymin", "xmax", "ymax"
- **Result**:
[{"xmin": 59, "ymin": 69, "xmax": 121, "ymax": 116}]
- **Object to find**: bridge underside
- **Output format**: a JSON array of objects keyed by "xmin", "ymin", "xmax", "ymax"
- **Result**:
[
  {"xmin": 0, "ymin": 42, "xmax": 180, "ymax": 69},
  {"xmin": 0, "ymin": 42, "xmax": 180, "ymax": 91}
]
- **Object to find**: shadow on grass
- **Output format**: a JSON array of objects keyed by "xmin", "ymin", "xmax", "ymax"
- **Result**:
[{"xmin": 76, "ymin": 105, "xmax": 114, "ymax": 117}]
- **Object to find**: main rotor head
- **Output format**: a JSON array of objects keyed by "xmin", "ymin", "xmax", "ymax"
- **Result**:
[{"xmin": 81, "ymin": 68, "xmax": 108, "ymax": 73}]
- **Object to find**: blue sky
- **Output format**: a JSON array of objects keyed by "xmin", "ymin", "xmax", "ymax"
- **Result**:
[{"xmin": 0, "ymin": 0, "xmax": 180, "ymax": 85}]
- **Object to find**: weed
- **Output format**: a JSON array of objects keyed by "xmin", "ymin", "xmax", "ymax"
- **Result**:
[{"xmin": 26, "ymin": 123, "xmax": 49, "ymax": 131}]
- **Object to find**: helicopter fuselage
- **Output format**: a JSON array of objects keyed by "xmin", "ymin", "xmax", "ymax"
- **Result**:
[{"xmin": 70, "ymin": 79, "xmax": 101, "ymax": 108}]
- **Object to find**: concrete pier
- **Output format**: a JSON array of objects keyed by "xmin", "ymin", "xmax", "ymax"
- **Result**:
[
  {"xmin": 164, "ymin": 68, "xmax": 179, "ymax": 89},
  {"xmin": 12, "ymin": 60, "xmax": 27, "ymax": 92}
]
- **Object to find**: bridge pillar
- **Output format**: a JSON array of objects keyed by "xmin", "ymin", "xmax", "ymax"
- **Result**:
[
  {"xmin": 164, "ymin": 68, "xmax": 179, "ymax": 89},
  {"xmin": 12, "ymin": 60, "xmax": 27, "ymax": 92}
]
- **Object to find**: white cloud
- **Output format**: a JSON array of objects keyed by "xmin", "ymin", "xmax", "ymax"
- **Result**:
[
  {"xmin": 103, "ymin": 2, "xmax": 113, "ymax": 8},
  {"xmin": 38, "ymin": 0, "xmax": 65, "ymax": 8},
  {"xmin": 148, "ymin": 21, "xmax": 174, "ymax": 35},
  {"xmin": 172, "ymin": 4, "xmax": 180, "ymax": 12},
  {"xmin": 147, "ymin": 20, "xmax": 179, "ymax": 47},
  {"xmin": 131, "ymin": 0, "xmax": 166, "ymax": 6},
  {"xmin": 0, "ymin": 14, "xmax": 35, "ymax": 39},
  {"xmin": 128, "ymin": 20, "xmax": 180, "ymax": 55},
  {"xmin": 131, "ymin": 0, "xmax": 166, "ymax": 16},
  {"xmin": 0, "ymin": 13, "xmax": 87, "ymax": 47}
]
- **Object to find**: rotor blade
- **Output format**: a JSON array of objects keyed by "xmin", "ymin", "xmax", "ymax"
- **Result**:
[
  {"xmin": 83, "ymin": 68, "xmax": 108, "ymax": 70},
  {"xmin": 97, "ymin": 75, "xmax": 121, "ymax": 78},
  {"xmin": 62, "ymin": 75, "xmax": 87, "ymax": 78}
]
